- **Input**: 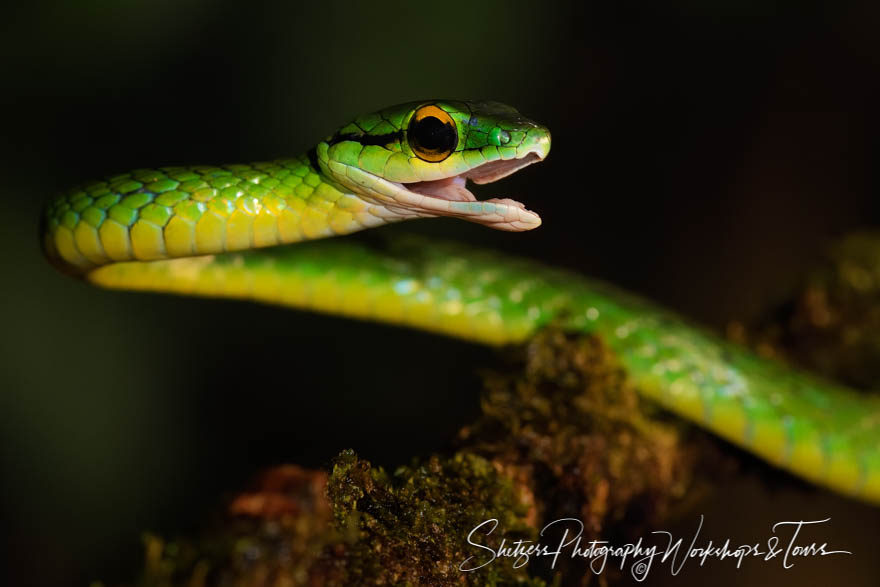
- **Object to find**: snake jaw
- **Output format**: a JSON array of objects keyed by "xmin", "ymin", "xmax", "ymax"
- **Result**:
[{"xmin": 354, "ymin": 149, "xmax": 546, "ymax": 232}]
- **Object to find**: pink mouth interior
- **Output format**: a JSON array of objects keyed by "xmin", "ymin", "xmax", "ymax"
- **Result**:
[{"xmin": 402, "ymin": 153, "xmax": 542, "ymax": 202}]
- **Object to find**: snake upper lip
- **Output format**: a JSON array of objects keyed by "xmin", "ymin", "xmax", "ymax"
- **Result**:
[{"xmin": 400, "ymin": 153, "xmax": 543, "ymax": 202}]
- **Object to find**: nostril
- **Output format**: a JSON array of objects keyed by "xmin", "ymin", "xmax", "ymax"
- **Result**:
[{"xmin": 489, "ymin": 127, "xmax": 510, "ymax": 146}]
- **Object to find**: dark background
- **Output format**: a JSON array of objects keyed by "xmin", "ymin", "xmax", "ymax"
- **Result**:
[{"xmin": 2, "ymin": 1, "xmax": 879, "ymax": 585}]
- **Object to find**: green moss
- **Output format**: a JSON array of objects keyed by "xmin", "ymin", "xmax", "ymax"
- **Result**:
[
  {"xmin": 325, "ymin": 450, "xmax": 541, "ymax": 586},
  {"xmin": 135, "ymin": 454, "xmax": 540, "ymax": 587}
]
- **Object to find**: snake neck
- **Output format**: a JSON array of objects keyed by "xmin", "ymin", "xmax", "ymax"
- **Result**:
[{"xmin": 42, "ymin": 153, "xmax": 408, "ymax": 275}]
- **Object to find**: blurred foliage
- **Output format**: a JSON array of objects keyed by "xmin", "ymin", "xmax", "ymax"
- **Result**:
[{"xmin": 731, "ymin": 232, "xmax": 880, "ymax": 390}]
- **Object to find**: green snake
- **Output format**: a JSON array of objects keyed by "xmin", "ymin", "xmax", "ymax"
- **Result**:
[{"xmin": 42, "ymin": 100, "xmax": 880, "ymax": 505}]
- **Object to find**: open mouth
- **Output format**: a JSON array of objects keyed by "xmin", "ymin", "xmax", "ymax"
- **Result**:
[
  {"xmin": 399, "ymin": 153, "xmax": 543, "ymax": 204},
  {"xmin": 344, "ymin": 147, "xmax": 547, "ymax": 231}
]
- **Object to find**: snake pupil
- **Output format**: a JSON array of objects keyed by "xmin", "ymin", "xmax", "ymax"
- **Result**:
[{"xmin": 409, "ymin": 114, "xmax": 457, "ymax": 161}]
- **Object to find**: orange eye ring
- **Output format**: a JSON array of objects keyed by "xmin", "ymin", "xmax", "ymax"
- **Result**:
[{"xmin": 407, "ymin": 105, "xmax": 458, "ymax": 162}]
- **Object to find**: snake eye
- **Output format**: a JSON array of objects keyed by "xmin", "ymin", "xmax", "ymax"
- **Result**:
[{"xmin": 407, "ymin": 105, "xmax": 458, "ymax": 162}]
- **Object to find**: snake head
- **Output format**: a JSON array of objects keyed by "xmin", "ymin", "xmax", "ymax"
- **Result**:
[{"xmin": 316, "ymin": 100, "xmax": 550, "ymax": 231}]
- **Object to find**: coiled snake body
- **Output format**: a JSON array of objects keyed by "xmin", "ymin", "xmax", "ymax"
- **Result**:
[{"xmin": 42, "ymin": 100, "xmax": 880, "ymax": 504}]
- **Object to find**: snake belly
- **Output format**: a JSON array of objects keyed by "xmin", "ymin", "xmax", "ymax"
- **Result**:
[{"xmin": 42, "ymin": 100, "xmax": 880, "ymax": 505}]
